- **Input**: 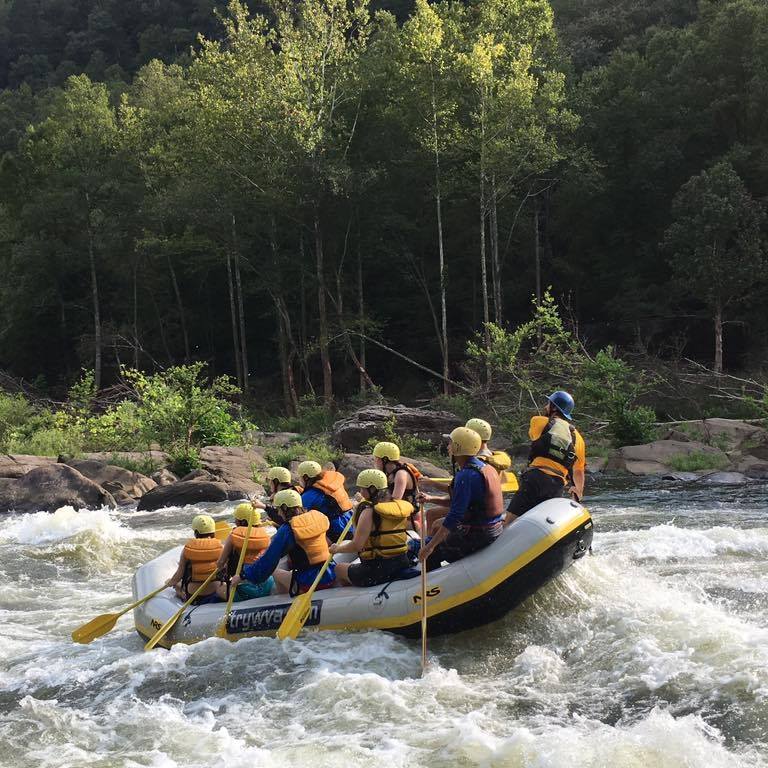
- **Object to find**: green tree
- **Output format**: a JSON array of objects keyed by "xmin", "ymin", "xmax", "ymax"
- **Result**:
[
  {"xmin": 20, "ymin": 75, "xmax": 118, "ymax": 389},
  {"xmin": 663, "ymin": 160, "xmax": 765, "ymax": 373}
]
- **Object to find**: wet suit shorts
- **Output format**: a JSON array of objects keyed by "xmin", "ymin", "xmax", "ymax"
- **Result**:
[{"xmin": 347, "ymin": 554, "xmax": 412, "ymax": 587}]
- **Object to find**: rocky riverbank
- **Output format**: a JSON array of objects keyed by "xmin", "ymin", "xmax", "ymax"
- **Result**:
[{"xmin": 0, "ymin": 409, "xmax": 765, "ymax": 513}]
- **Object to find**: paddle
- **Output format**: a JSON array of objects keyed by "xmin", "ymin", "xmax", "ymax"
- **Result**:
[
  {"xmin": 144, "ymin": 569, "xmax": 219, "ymax": 651},
  {"xmin": 215, "ymin": 516, "xmax": 254, "ymax": 639},
  {"xmin": 276, "ymin": 514, "xmax": 355, "ymax": 641},
  {"xmin": 419, "ymin": 502, "xmax": 428, "ymax": 673},
  {"xmin": 215, "ymin": 520, "xmax": 233, "ymax": 541},
  {"xmin": 71, "ymin": 583, "xmax": 168, "ymax": 644},
  {"xmin": 426, "ymin": 474, "xmax": 519, "ymax": 492}
]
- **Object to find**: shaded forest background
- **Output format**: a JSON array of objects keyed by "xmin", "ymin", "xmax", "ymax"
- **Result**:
[{"xmin": 1, "ymin": 0, "xmax": 767, "ymax": 423}]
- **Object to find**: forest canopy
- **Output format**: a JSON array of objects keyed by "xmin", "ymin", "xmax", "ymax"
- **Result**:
[{"xmin": 0, "ymin": 0, "xmax": 766, "ymax": 417}]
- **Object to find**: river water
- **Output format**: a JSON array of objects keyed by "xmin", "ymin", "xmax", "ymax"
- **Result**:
[{"xmin": 0, "ymin": 477, "xmax": 766, "ymax": 767}]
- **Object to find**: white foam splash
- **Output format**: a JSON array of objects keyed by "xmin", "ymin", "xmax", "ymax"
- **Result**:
[{"xmin": 0, "ymin": 506, "xmax": 129, "ymax": 546}]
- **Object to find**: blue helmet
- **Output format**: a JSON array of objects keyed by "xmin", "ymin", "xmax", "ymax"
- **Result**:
[{"xmin": 547, "ymin": 390, "xmax": 574, "ymax": 420}]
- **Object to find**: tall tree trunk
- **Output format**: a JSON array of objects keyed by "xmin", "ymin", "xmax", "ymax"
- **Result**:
[
  {"xmin": 132, "ymin": 249, "xmax": 140, "ymax": 369},
  {"xmin": 225, "ymin": 250, "xmax": 243, "ymax": 390},
  {"xmin": 357, "ymin": 238, "xmax": 366, "ymax": 396},
  {"xmin": 335, "ymin": 262, "xmax": 376, "ymax": 391},
  {"xmin": 232, "ymin": 214, "xmax": 249, "ymax": 395},
  {"xmin": 275, "ymin": 297, "xmax": 299, "ymax": 415},
  {"xmin": 490, "ymin": 173, "xmax": 502, "ymax": 324},
  {"xmin": 150, "ymin": 288, "xmax": 172, "ymax": 363},
  {"xmin": 534, "ymin": 196, "xmax": 542, "ymax": 346},
  {"xmin": 714, "ymin": 300, "xmax": 723, "ymax": 374},
  {"xmin": 85, "ymin": 194, "xmax": 102, "ymax": 391},
  {"xmin": 430, "ymin": 66, "xmax": 449, "ymax": 396},
  {"xmin": 166, "ymin": 253, "xmax": 190, "ymax": 361},
  {"xmin": 314, "ymin": 210, "xmax": 333, "ymax": 405}
]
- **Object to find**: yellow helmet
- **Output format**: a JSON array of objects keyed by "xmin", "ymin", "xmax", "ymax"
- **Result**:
[
  {"xmin": 273, "ymin": 488, "xmax": 303, "ymax": 511},
  {"xmin": 297, "ymin": 460, "xmax": 322, "ymax": 479},
  {"xmin": 191, "ymin": 514, "xmax": 216, "ymax": 535},
  {"xmin": 449, "ymin": 426, "xmax": 482, "ymax": 457},
  {"xmin": 466, "ymin": 418, "xmax": 492, "ymax": 442},
  {"xmin": 373, "ymin": 441, "xmax": 400, "ymax": 462},
  {"xmin": 234, "ymin": 503, "xmax": 259, "ymax": 525},
  {"xmin": 267, "ymin": 466, "xmax": 292, "ymax": 484},
  {"xmin": 357, "ymin": 468, "xmax": 388, "ymax": 491}
]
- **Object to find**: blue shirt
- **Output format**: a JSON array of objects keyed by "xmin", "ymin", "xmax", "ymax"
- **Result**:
[
  {"xmin": 301, "ymin": 487, "xmax": 353, "ymax": 540},
  {"xmin": 242, "ymin": 524, "xmax": 336, "ymax": 589},
  {"xmin": 442, "ymin": 457, "xmax": 490, "ymax": 531}
]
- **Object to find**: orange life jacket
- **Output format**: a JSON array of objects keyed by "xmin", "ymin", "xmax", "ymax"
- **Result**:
[
  {"xmin": 388, "ymin": 461, "xmax": 422, "ymax": 507},
  {"xmin": 312, "ymin": 470, "xmax": 353, "ymax": 514},
  {"xmin": 231, "ymin": 525, "xmax": 271, "ymax": 565},
  {"xmin": 355, "ymin": 500, "xmax": 414, "ymax": 560},
  {"xmin": 183, "ymin": 538, "xmax": 223, "ymax": 581},
  {"xmin": 462, "ymin": 462, "xmax": 504, "ymax": 527},
  {"xmin": 288, "ymin": 510, "xmax": 330, "ymax": 567}
]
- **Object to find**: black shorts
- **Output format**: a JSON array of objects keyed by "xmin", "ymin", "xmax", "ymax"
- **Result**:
[
  {"xmin": 347, "ymin": 553, "xmax": 412, "ymax": 587},
  {"xmin": 506, "ymin": 468, "xmax": 566, "ymax": 517},
  {"xmin": 425, "ymin": 525, "xmax": 501, "ymax": 572}
]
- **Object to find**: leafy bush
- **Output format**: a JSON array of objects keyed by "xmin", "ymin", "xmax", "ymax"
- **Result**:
[
  {"xmin": 0, "ymin": 393, "xmax": 37, "ymax": 450},
  {"xmin": 262, "ymin": 394, "xmax": 336, "ymax": 436},
  {"xmin": 667, "ymin": 451, "xmax": 728, "ymax": 472},
  {"xmin": 124, "ymin": 363, "xmax": 250, "ymax": 454},
  {"xmin": 579, "ymin": 347, "xmax": 657, "ymax": 446},
  {"xmin": 168, "ymin": 446, "xmax": 201, "ymax": 477},
  {"xmin": 264, "ymin": 437, "xmax": 342, "ymax": 469}
]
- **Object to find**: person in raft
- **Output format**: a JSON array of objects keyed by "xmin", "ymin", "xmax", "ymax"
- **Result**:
[
  {"xmin": 254, "ymin": 466, "xmax": 302, "ymax": 526},
  {"xmin": 164, "ymin": 514, "xmax": 224, "ymax": 603},
  {"xmin": 297, "ymin": 460, "xmax": 354, "ymax": 539},
  {"xmin": 417, "ymin": 426, "xmax": 504, "ymax": 572},
  {"xmin": 331, "ymin": 469, "xmax": 415, "ymax": 587},
  {"xmin": 215, "ymin": 504, "xmax": 274, "ymax": 601},
  {"xmin": 372, "ymin": 441, "xmax": 421, "ymax": 509},
  {"xmin": 230, "ymin": 489, "xmax": 336, "ymax": 596},
  {"xmin": 505, "ymin": 390, "xmax": 586, "ymax": 523}
]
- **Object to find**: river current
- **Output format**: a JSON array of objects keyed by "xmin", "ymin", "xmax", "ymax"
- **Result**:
[{"xmin": 0, "ymin": 477, "xmax": 766, "ymax": 767}]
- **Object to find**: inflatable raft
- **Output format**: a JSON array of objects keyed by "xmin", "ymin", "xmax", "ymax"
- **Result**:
[{"xmin": 133, "ymin": 498, "xmax": 593, "ymax": 648}]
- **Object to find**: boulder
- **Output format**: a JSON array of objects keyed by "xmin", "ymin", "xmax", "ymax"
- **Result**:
[
  {"xmin": 700, "ymin": 471, "xmax": 751, "ymax": 485},
  {"xmin": 63, "ymin": 458, "xmax": 156, "ymax": 501},
  {"xmin": 257, "ymin": 432, "xmax": 302, "ymax": 447},
  {"xmin": 332, "ymin": 405, "xmax": 461, "ymax": 452},
  {"xmin": 137, "ymin": 480, "xmax": 246, "ymax": 511},
  {"xmin": 335, "ymin": 453, "xmax": 451, "ymax": 490},
  {"xmin": 199, "ymin": 446, "xmax": 267, "ymax": 497},
  {"xmin": 661, "ymin": 471, "xmax": 701, "ymax": 482},
  {"xmin": 181, "ymin": 468, "xmax": 218, "ymax": 482},
  {"xmin": 606, "ymin": 440, "xmax": 728, "ymax": 476},
  {"xmin": 152, "ymin": 468, "xmax": 179, "ymax": 486},
  {"xmin": 735, "ymin": 455, "xmax": 768, "ymax": 479},
  {"xmin": 0, "ymin": 454, "xmax": 57, "ymax": 479},
  {"xmin": 0, "ymin": 464, "xmax": 116, "ymax": 514}
]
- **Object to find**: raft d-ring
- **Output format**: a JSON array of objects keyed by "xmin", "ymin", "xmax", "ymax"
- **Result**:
[
  {"xmin": 573, "ymin": 539, "xmax": 587, "ymax": 560},
  {"xmin": 546, "ymin": 516, "xmax": 555, "ymax": 524}
]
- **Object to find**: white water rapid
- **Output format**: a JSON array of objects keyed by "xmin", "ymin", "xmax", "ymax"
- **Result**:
[{"xmin": 0, "ymin": 478, "xmax": 766, "ymax": 767}]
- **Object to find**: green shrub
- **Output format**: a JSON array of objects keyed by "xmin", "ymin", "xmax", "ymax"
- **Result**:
[
  {"xmin": 667, "ymin": 451, "xmax": 728, "ymax": 472},
  {"xmin": 105, "ymin": 453, "xmax": 161, "ymax": 475},
  {"xmin": 264, "ymin": 395, "xmax": 336, "ymax": 436},
  {"xmin": 364, "ymin": 416, "xmax": 444, "ymax": 465},
  {"xmin": 168, "ymin": 446, "xmax": 201, "ymax": 477},
  {"xmin": 579, "ymin": 347, "xmax": 657, "ymax": 446},
  {"xmin": 265, "ymin": 437, "xmax": 342, "ymax": 469},
  {"xmin": 0, "ymin": 393, "xmax": 35, "ymax": 448},
  {"xmin": 430, "ymin": 393, "xmax": 476, "ymax": 423},
  {"xmin": 610, "ymin": 406, "xmax": 658, "ymax": 446}
]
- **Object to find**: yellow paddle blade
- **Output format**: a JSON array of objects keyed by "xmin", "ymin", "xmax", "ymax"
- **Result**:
[
  {"xmin": 500, "ymin": 471, "xmax": 519, "ymax": 493},
  {"xmin": 214, "ymin": 521, "xmax": 233, "ymax": 541},
  {"xmin": 72, "ymin": 613, "xmax": 119, "ymax": 644},
  {"xmin": 426, "ymin": 477, "xmax": 451, "ymax": 485},
  {"xmin": 145, "ymin": 571, "xmax": 217, "ymax": 651},
  {"xmin": 276, "ymin": 593, "xmax": 313, "ymax": 641}
]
